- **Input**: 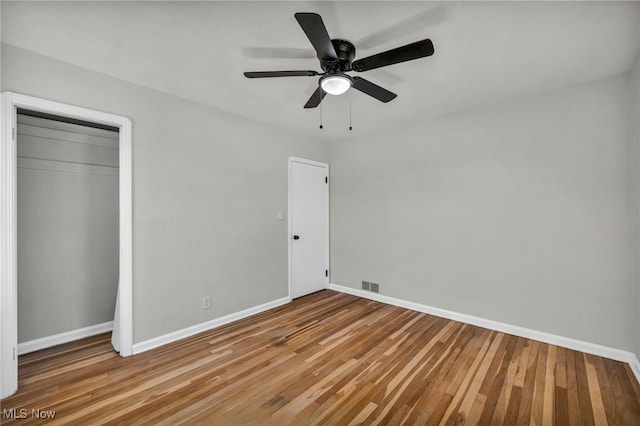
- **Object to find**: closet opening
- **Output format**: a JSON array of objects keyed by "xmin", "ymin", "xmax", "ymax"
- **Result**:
[{"xmin": 16, "ymin": 109, "xmax": 120, "ymax": 356}]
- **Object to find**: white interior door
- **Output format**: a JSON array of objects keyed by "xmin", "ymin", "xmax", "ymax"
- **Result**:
[{"xmin": 289, "ymin": 157, "xmax": 329, "ymax": 299}]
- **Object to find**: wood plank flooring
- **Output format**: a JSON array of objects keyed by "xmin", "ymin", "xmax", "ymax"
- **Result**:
[{"xmin": 2, "ymin": 290, "xmax": 639, "ymax": 425}]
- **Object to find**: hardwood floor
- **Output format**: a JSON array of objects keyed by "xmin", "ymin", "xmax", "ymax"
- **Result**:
[{"xmin": 2, "ymin": 290, "xmax": 639, "ymax": 425}]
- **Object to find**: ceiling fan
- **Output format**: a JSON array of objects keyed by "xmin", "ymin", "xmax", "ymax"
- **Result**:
[{"xmin": 244, "ymin": 12, "xmax": 435, "ymax": 109}]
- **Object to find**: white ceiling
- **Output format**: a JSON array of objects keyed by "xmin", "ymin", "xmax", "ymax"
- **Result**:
[{"xmin": 2, "ymin": 1, "xmax": 639, "ymax": 141}]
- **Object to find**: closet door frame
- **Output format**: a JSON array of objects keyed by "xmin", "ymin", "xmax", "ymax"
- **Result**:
[{"xmin": 0, "ymin": 92, "xmax": 133, "ymax": 398}]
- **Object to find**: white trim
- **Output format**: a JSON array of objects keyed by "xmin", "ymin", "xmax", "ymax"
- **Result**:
[
  {"xmin": 0, "ymin": 92, "xmax": 133, "ymax": 398},
  {"xmin": 630, "ymin": 354, "xmax": 640, "ymax": 385},
  {"xmin": 118, "ymin": 118, "xmax": 133, "ymax": 358},
  {"xmin": 329, "ymin": 283, "xmax": 640, "ymax": 385},
  {"xmin": 1, "ymin": 92, "xmax": 18, "ymax": 399},
  {"xmin": 18, "ymin": 322, "xmax": 114, "ymax": 355},
  {"xmin": 288, "ymin": 156, "xmax": 328, "ymax": 169},
  {"xmin": 132, "ymin": 297, "xmax": 291, "ymax": 355},
  {"xmin": 288, "ymin": 157, "xmax": 330, "ymax": 300}
]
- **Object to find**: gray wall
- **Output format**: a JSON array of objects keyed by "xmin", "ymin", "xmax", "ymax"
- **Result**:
[
  {"xmin": 2, "ymin": 44, "xmax": 329, "ymax": 343},
  {"xmin": 632, "ymin": 56, "xmax": 640, "ymax": 359},
  {"xmin": 17, "ymin": 115, "xmax": 119, "ymax": 342},
  {"xmin": 3, "ymin": 42, "xmax": 638, "ymax": 357},
  {"xmin": 329, "ymin": 74, "xmax": 636, "ymax": 352}
]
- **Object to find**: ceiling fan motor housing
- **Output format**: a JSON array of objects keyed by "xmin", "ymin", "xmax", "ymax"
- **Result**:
[{"xmin": 322, "ymin": 39, "xmax": 356, "ymax": 72}]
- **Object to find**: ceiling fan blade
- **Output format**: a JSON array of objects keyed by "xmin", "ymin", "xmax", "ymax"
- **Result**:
[
  {"xmin": 304, "ymin": 86, "xmax": 327, "ymax": 108},
  {"xmin": 244, "ymin": 70, "xmax": 319, "ymax": 78},
  {"xmin": 352, "ymin": 77, "xmax": 397, "ymax": 103},
  {"xmin": 294, "ymin": 13, "xmax": 338, "ymax": 61},
  {"xmin": 351, "ymin": 39, "xmax": 434, "ymax": 72}
]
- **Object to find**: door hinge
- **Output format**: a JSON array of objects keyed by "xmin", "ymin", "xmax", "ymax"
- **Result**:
[
  {"xmin": 325, "ymin": 269, "xmax": 328, "ymax": 277},
  {"xmin": 13, "ymin": 347, "xmax": 16, "ymax": 360},
  {"xmin": 13, "ymin": 126, "xmax": 16, "ymax": 141},
  {"xmin": 325, "ymin": 176, "xmax": 328, "ymax": 184}
]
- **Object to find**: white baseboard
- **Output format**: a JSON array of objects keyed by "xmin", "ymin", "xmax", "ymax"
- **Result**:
[
  {"xmin": 329, "ymin": 283, "xmax": 640, "ymax": 384},
  {"xmin": 629, "ymin": 354, "xmax": 640, "ymax": 383},
  {"xmin": 18, "ymin": 321, "xmax": 113, "ymax": 355},
  {"xmin": 132, "ymin": 297, "xmax": 291, "ymax": 355}
]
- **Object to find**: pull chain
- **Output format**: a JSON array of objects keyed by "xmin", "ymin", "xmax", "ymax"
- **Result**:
[
  {"xmin": 349, "ymin": 87, "xmax": 353, "ymax": 131},
  {"xmin": 319, "ymin": 90, "xmax": 323, "ymax": 129}
]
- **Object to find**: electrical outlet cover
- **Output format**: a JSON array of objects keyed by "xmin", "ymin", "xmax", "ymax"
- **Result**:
[{"xmin": 203, "ymin": 296, "xmax": 212, "ymax": 309}]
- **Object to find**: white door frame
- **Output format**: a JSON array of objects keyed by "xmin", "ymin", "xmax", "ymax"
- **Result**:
[
  {"xmin": 0, "ymin": 92, "xmax": 133, "ymax": 398},
  {"xmin": 287, "ymin": 156, "xmax": 329, "ymax": 299}
]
